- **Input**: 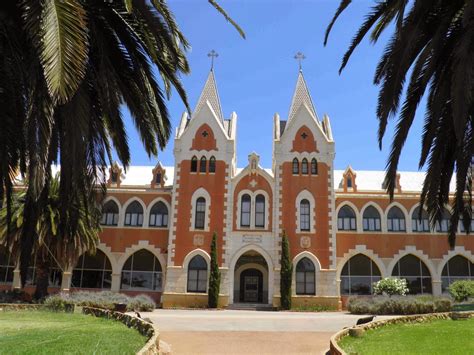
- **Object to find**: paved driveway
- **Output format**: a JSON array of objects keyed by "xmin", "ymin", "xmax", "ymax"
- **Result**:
[{"xmin": 140, "ymin": 309, "xmax": 395, "ymax": 354}]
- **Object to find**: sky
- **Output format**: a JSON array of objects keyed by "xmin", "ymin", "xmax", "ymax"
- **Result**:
[{"xmin": 122, "ymin": 0, "xmax": 426, "ymax": 171}]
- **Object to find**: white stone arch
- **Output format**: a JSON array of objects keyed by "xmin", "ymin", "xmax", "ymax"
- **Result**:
[
  {"xmin": 335, "ymin": 200, "xmax": 360, "ymax": 232},
  {"xmin": 387, "ymin": 246, "xmax": 438, "ymax": 281},
  {"xmin": 117, "ymin": 240, "xmax": 166, "ymax": 275},
  {"xmin": 360, "ymin": 201, "xmax": 385, "ymax": 233},
  {"xmin": 182, "ymin": 248, "xmax": 211, "ymax": 294},
  {"xmin": 190, "ymin": 187, "xmax": 211, "ymax": 232},
  {"xmin": 121, "ymin": 197, "xmax": 147, "ymax": 227},
  {"xmin": 437, "ymin": 246, "xmax": 474, "ymax": 277},
  {"xmin": 232, "ymin": 166, "xmax": 275, "ymax": 193},
  {"xmin": 336, "ymin": 245, "xmax": 387, "ymax": 281},
  {"xmin": 229, "ymin": 244, "xmax": 275, "ymax": 304},
  {"xmin": 295, "ymin": 189, "xmax": 316, "ymax": 233},
  {"xmin": 101, "ymin": 196, "xmax": 122, "ymax": 227},
  {"xmin": 292, "ymin": 251, "xmax": 321, "ymax": 296},
  {"xmin": 145, "ymin": 196, "xmax": 171, "ymax": 229},
  {"xmin": 385, "ymin": 201, "xmax": 409, "ymax": 233}
]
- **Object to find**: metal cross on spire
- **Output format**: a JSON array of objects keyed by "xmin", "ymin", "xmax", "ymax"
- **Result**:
[
  {"xmin": 294, "ymin": 51, "xmax": 306, "ymax": 71},
  {"xmin": 208, "ymin": 50, "xmax": 219, "ymax": 70}
]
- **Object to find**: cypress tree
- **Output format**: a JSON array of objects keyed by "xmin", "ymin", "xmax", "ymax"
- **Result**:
[
  {"xmin": 208, "ymin": 232, "xmax": 221, "ymax": 308},
  {"xmin": 280, "ymin": 231, "xmax": 292, "ymax": 310}
]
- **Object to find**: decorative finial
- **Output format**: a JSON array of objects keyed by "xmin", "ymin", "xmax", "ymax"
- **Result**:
[
  {"xmin": 208, "ymin": 50, "xmax": 219, "ymax": 71},
  {"xmin": 294, "ymin": 51, "xmax": 306, "ymax": 71}
]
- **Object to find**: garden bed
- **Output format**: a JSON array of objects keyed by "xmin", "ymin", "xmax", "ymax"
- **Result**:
[{"xmin": 0, "ymin": 310, "xmax": 147, "ymax": 354}]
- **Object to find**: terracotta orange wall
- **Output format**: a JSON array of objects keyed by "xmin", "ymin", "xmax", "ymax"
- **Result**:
[
  {"xmin": 291, "ymin": 126, "xmax": 318, "ymax": 153},
  {"xmin": 232, "ymin": 173, "xmax": 273, "ymax": 232},
  {"xmin": 99, "ymin": 191, "xmax": 171, "ymax": 253},
  {"xmin": 172, "ymin": 160, "xmax": 227, "ymax": 266},
  {"xmin": 280, "ymin": 161, "xmax": 331, "ymax": 268},
  {"xmin": 335, "ymin": 196, "xmax": 474, "ymax": 259},
  {"xmin": 191, "ymin": 124, "xmax": 218, "ymax": 151}
]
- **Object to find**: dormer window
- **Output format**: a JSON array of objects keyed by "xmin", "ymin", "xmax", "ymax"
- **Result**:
[
  {"xmin": 347, "ymin": 177, "xmax": 352, "ymax": 188},
  {"xmin": 342, "ymin": 166, "xmax": 357, "ymax": 192},
  {"xmin": 108, "ymin": 163, "xmax": 122, "ymax": 187}
]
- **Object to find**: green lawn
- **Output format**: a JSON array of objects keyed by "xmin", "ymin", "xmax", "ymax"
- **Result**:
[
  {"xmin": 339, "ymin": 318, "xmax": 474, "ymax": 355},
  {"xmin": 0, "ymin": 311, "xmax": 147, "ymax": 355}
]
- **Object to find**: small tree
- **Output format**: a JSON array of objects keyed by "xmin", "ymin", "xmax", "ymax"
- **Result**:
[
  {"xmin": 373, "ymin": 278, "xmax": 409, "ymax": 297},
  {"xmin": 448, "ymin": 280, "xmax": 474, "ymax": 302},
  {"xmin": 280, "ymin": 232, "xmax": 292, "ymax": 310},
  {"xmin": 208, "ymin": 232, "xmax": 221, "ymax": 308}
]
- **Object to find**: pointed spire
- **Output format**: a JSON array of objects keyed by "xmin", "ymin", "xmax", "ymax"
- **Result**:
[
  {"xmin": 192, "ymin": 69, "xmax": 224, "ymax": 122},
  {"xmin": 288, "ymin": 70, "xmax": 318, "ymax": 123}
]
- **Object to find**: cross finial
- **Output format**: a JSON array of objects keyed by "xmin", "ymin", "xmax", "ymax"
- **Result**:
[
  {"xmin": 294, "ymin": 51, "xmax": 306, "ymax": 71},
  {"xmin": 208, "ymin": 50, "xmax": 219, "ymax": 70}
]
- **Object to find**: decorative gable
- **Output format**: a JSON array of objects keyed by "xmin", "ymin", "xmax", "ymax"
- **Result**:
[
  {"xmin": 151, "ymin": 162, "xmax": 167, "ymax": 189},
  {"xmin": 107, "ymin": 162, "xmax": 123, "ymax": 188},
  {"xmin": 342, "ymin": 166, "xmax": 357, "ymax": 192},
  {"xmin": 291, "ymin": 125, "xmax": 319, "ymax": 153},
  {"xmin": 191, "ymin": 124, "xmax": 218, "ymax": 151}
]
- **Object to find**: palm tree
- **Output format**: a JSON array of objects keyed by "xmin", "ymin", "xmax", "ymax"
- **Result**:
[
  {"xmin": 0, "ymin": 173, "xmax": 102, "ymax": 299},
  {"xmin": 0, "ymin": 0, "xmax": 244, "ymax": 285},
  {"xmin": 325, "ymin": 0, "xmax": 473, "ymax": 247}
]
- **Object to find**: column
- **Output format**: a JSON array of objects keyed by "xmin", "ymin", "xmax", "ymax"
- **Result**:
[
  {"xmin": 12, "ymin": 268, "xmax": 21, "ymax": 290},
  {"xmin": 61, "ymin": 271, "xmax": 72, "ymax": 292},
  {"xmin": 432, "ymin": 279, "xmax": 442, "ymax": 296},
  {"xmin": 111, "ymin": 273, "xmax": 121, "ymax": 292}
]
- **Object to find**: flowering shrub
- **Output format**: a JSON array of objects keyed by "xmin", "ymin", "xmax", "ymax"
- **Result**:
[
  {"xmin": 347, "ymin": 296, "xmax": 452, "ymax": 315},
  {"xmin": 448, "ymin": 280, "xmax": 474, "ymax": 302},
  {"xmin": 373, "ymin": 278, "xmax": 409, "ymax": 296}
]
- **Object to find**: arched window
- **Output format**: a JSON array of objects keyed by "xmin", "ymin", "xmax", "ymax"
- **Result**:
[
  {"xmin": 435, "ymin": 209, "xmax": 451, "ymax": 232},
  {"xmin": 124, "ymin": 201, "xmax": 143, "ymax": 227},
  {"xmin": 441, "ymin": 256, "xmax": 474, "ymax": 292},
  {"xmin": 300, "ymin": 199, "xmax": 311, "ymax": 231},
  {"xmin": 240, "ymin": 194, "xmax": 251, "ymax": 227},
  {"xmin": 72, "ymin": 250, "xmax": 112, "ymax": 289},
  {"xmin": 191, "ymin": 156, "xmax": 198, "ymax": 172},
  {"xmin": 200, "ymin": 156, "xmax": 207, "ymax": 173},
  {"xmin": 387, "ymin": 206, "xmax": 406, "ymax": 232},
  {"xmin": 311, "ymin": 158, "xmax": 318, "ymax": 175},
  {"xmin": 296, "ymin": 257, "xmax": 315, "ymax": 295},
  {"xmin": 346, "ymin": 177, "xmax": 353, "ymax": 188},
  {"xmin": 412, "ymin": 206, "xmax": 430, "ymax": 232},
  {"xmin": 392, "ymin": 255, "xmax": 432, "ymax": 294},
  {"xmin": 149, "ymin": 201, "xmax": 168, "ymax": 227},
  {"xmin": 301, "ymin": 158, "xmax": 309, "ymax": 174},
  {"xmin": 209, "ymin": 156, "xmax": 216, "ymax": 173},
  {"xmin": 338, "ymin": 205, "xmax": 357, "ymax": 231},
  {"xmin": 255, "ymin": 194, "xmax": 265, "ymax": 228},
  {"xmin": 195, "ymin": 197, "xmax": 206, "ymax": 229},
  {"xmin": 340, "ymin": 254, "xmax": 381, "ymax": 295},
  {"xmin": 121, "ymin": 249, "xmax": 162, "ymax": 291},
  {"xmin": 155, "ymin": 172, "xmax": 162, "ymax": 185},
  {"xmin": 187, "ymin": 255, "xmax": 207, "ymax": 293},
  {"xmin": 101, "ymin": 200, "xmax": 119, "ymax": 226},
  {"xmin": 0, "ymin": 247, "xmax": 14, "ymax": 284},
  {"xmin": 292, "ymin": 158, "xmax": 299, "ymax": 174},
  {"xmin": 362, "ymin": 206, "xmax": 381, "ymax": 231}
]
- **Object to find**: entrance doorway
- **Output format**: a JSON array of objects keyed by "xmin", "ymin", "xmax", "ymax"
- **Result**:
[
  {"xmin": 233, "ymin": 250, "xmax": 269, "ymax": 304},
  {"xmin": 240, "ymin": 269, "xmax": 263, "ymax": 303}
]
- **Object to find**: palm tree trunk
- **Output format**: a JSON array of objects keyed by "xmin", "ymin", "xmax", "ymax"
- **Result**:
[{"xmin": 33, "ymin": 255, "xmax": 50, "ymax": 300}]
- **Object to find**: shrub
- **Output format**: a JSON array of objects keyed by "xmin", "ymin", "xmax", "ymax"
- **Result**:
[
  {"xmin": 44, "ymin": 291, "xmax": 155, "ymax": 311},
  {"xmin": 208, "ymin": 232, "xmax": 221, "ymax": 308},
  {"xmin": 373, "ymin": 278, "xmax": 409, "ymax": 296},
  {"xmin": 280, "ymin": 232, "xmax": 292, "ymax": 310},
  {"xmin": 0, "ymin": 289, "xmax": 28, "ymax": 304},
  {"xmin": 448, "ymin": 280, "xmax": 474, "ymax": 302},
  {"xmin": 347, "ymin": 295, "xmax": 452, "ymax": 315},
  {"xmin": 127, "ymin": 295, "xmax": 156, "ymax": 312},
  {"xmin": 44, "ymin": 293, "xmax": 75, "ymax": 312}
]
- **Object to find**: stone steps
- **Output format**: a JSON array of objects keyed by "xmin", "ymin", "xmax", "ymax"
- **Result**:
[{"xmin": 227, "ymin": 303, "xmax": 276, "ymax": 311}]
